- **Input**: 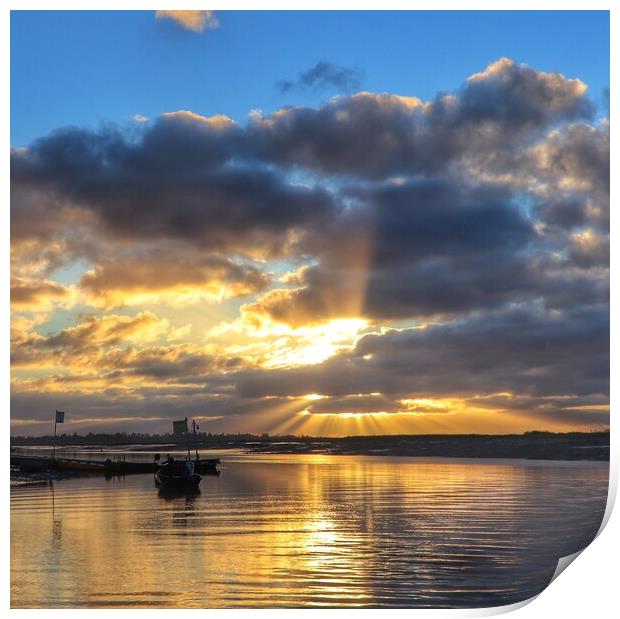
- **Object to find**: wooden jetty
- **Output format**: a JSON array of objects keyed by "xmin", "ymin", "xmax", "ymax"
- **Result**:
[{"xmin": 11, "ymin": 454, "xmax": 220, "ymax": 476}]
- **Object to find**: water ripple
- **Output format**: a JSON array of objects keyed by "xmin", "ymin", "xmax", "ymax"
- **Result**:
[{"xmin": 11, "ymin": 454, "xmax": 608, "ymax": 608}]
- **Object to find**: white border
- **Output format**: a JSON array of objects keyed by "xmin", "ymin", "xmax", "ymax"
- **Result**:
[{"xmin": 3, "ymin": 2, "xmax": 616, "ymax": 618}]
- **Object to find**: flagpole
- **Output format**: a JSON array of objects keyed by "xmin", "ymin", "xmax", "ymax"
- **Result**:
[{"xmin": 53, "ymin": 416, "xmax": 57, "ymax": 466}]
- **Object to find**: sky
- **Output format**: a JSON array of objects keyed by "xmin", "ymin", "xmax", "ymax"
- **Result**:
[{"xmin": 10, "ymin": 10, "xmax": 610, "ymax": 436}]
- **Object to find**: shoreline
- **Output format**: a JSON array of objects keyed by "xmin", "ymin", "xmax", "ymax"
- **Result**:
[
  {"xmin": 11, "ymin": 432, "xmax": 610, "ymax": 462},
  {"xmin": 238, "ymin": 449, "xmax": 611, "ymax": 463}
]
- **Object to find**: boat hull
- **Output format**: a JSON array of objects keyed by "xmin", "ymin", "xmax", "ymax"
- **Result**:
[
  {"xmin": 154, "ymin": 471, "xmax": 202, "ymax": 489},
  {"xmin": 196, "ymin": 458, "xmax": 220, "ymax": 473}
]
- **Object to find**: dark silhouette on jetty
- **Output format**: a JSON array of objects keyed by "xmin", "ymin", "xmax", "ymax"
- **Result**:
[{"xmin": 11, "ymin": 453, "xmax": 219, "ymax": 476}]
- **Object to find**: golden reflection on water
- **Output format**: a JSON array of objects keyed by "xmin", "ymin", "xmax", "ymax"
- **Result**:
[{"xmin": 11, "ymin": 454, "xmax": 608, "ymax": 608}]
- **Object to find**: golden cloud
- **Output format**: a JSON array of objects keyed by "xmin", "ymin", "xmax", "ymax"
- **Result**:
[
  {"xmin": 79, "ymin": 256, "xmax": 269, "ymax": 309},
  {"xmin": 10, "ymin": 277, "xmax": 77, "ymax": 311},
  {"xmin": 155, "ymin": 10, "xmax": 219, "ymax": 32},
  {"xmin": 11, "ymin": 311, "xmax": 173, "ymax": 370}
]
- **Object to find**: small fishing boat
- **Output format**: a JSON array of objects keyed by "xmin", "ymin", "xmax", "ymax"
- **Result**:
[
  {"xmin": 154, "ymin": 417, "xmax": 217, "ymax": 490},
  {"xmin": 197, "ymin": 458, "xmax": 220, "ymax": 474},
  {"xmin": 154, "ymin": 457, "xmax": 202, "ymax": 489}
]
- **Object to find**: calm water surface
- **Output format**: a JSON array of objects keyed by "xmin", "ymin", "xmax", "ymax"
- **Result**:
[{"xmin": 11, "ymin": 452, "xmax": 608, "ymax": 608}]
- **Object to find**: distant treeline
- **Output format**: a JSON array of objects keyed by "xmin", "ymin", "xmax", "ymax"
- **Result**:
[
  {"xmin": 11, "ymin": 431, "xmax": 286, "ymax": 446},
  {"xmin": 10, "ymin": 429, "xmax": 609, "ymax": 447}
]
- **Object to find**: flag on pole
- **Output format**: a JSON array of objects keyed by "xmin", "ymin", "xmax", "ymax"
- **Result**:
[
  {"xmin": 173, "ymin": 418, "xmax": 188, "ymax": 435},
  {"xmin": 55, "ymin": 410, "xmax": 65, "ymax": 423}
]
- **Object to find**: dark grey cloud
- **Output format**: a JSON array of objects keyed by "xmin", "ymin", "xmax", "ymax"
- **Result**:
[
  {"xmin": 535, "ymin": 196, "xmax": 593, "ymax": 231},
  {"xmin": 11, "ymin": 59, "xmax": 600, "ymax": 263},
  {"xmin": 246, "ymin": 175, "xmax": 605, "ymax": 325},
  {"xmin": 527, "ymin": 122, "xmax": 609, "ymax": 198},
  {"xmin": 248, "ymin": 248, "xmax": 608, "ymax": 326},
  {"xmin": 251, "ymin": 58, "xmax": 593, "ymax": 179},
  {"xmin": 11, "ymin": 113, "xmax": 337, "ymax": 259},
  {"xmin": 453, "ymin": 58, "xmax": 593, "ymax": 129},
  {"xmin": 234, "ymin": 304, "xmax": 609, "ymax": 408},
  {"xmin": 277, "ymin": 61, "xmax": 363, "ymax": 94},
  {"xmin": 511, "ymin": 122, "xmax": 610, "ymax": 258},
  {"xmin": 345, "ymin": 179, "xmax": 533, "ymax": 267},
  {"xmin": 567, "ymin": 233, "xmax": 610, "ymax": 269},
  {"xmin": 248, "ymin": 92, "xmax": 426, "ymax": 178}
]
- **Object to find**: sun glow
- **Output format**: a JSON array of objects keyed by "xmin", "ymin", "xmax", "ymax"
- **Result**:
[
  {"xmin": 261, "ymin": 318, "xmax": 369, "ymax": 367},
  {"xmin": 304, "ymin": 393, "xmax": 327, "ymax": 401},
  {"xmin": 211, "ymin": 316, "xmax": 371, "ymax": 368},
  {"xmin": 271, "ymin": 393, "xmax": 536, "ymax": 436}
]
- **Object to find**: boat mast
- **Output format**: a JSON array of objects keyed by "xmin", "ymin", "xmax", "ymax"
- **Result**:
[
  {"xmin": 192, "ymin": 419, "xmax": 200, "ymax": 462},
  {"xmin": 184, "ymin": 416, "xmax": 191, "ymax": 461}
]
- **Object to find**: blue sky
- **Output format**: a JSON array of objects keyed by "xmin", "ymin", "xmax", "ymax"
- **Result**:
[{"xmin": 11, "ymin": 10, "xmax": 609, "ymax": 147}]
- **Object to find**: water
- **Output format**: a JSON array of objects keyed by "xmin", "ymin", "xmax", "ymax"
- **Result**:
[{"xmin": 10, "ymin": 453, "xmax": 608, "ymax": 608}]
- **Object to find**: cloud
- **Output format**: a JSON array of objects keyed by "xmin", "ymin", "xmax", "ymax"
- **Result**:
[
  {"xmin": 528, "ymin": 122, "xmax": 609, "ymax": 190},
  {"xmin": 232, "ymin": 304, "xmax": 609, "ymax": 417},
  {"xmin": 11, "ymin": 111, "xmax": 337, "ymax": 259},
  {"xmin": 462, "ymin": 57, "xmax": 590, "ymax": 127},
  {"xmin": 41, "ymin": 311, "xmax": 170, "ymax": 350},
  {"xmin": 10, "ymin": 311, "xmax": 172, "ymax": 371},
  {"xmin": 246, "ymin": 244, "xmax": 608, "ymax": 327},
  {"xmin": 567, "ymin": 229, "xmax": 609, "ymax": 268},
  {"xmin": 11, "ymin": 277, "xmax": 76, "ymax": 311},
  {"xmin": 105, "ymin": 344, "xmax": 244, "ymax": 380},
  {"xmin": 10, "ymin": 303, "xmax": 609, "ymax": 433},
  {"xmin": 251, "ymin": 58, "xmax": 592, "ymax": 179},
  {"xmin": 79, "ymin": 252, "xmax": 269, "ymax": 308},
  {"xmin": 9, "ymin": 57, "xmax": 609, "ymax": 434},
  {"xmin": 155, "ymin": 10, "xmax": 219, "ymax": 33},
  {"xmin": 277, "ymin": 61, "xmax": 363, "ymax": 94},
  {"xmin": 240, "ymin": 176, "xmax": 601, "ymax": 326},
  {"xmin": 11, "ymin": 60, "xmax": 599, "ymax": 274}
]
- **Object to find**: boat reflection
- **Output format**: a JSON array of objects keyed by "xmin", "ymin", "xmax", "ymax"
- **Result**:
[{"xmin": 156, "ymin": 485, "xmax": 201, "ymax": 501}]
